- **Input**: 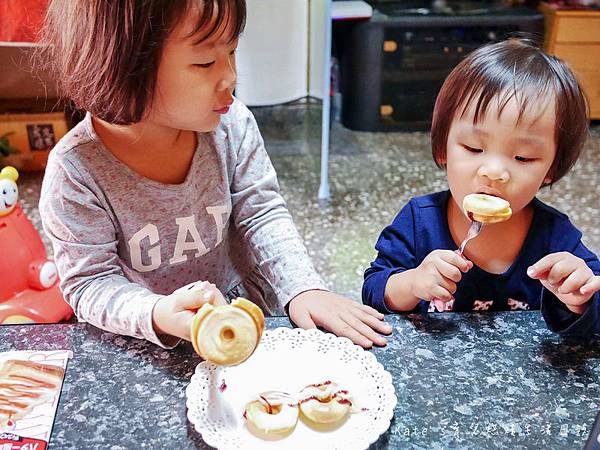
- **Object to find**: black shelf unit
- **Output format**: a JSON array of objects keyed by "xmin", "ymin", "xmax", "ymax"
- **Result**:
[{"xmin": 338, "ymin": 6, "xmax": 544, "ymax": 131}]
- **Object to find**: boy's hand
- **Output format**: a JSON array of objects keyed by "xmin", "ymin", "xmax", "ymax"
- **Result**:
[
  {"xmin": 528, "ymin": 252, "xmax": 600, "ymax": 314},
  {"xmin": 412, "ymin": 249, "xmax": 473, "ymax": 306},
  {"xmin": 152, "ymin": 281, "xmax": 227, "ymax": 341},
  {"xmin": 287, "ymin": 290, "xmax": 393, "ymax": 349}
]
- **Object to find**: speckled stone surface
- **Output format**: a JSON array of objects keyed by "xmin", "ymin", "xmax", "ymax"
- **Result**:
[
  {"xmin": 1, "ymin": 313, "xmax": 598, "ymax": 449},
  {"xmin": 15, "ymin": 103, "xmax": 600, "ymax": 301}
]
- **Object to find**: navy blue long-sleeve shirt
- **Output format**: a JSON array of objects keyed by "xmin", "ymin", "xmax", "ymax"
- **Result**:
[{"xmin": 363, "ymin": 191, "xmax": 599, "ymax": 337}]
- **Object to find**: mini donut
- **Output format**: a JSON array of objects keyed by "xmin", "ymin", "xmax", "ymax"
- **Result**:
[
  {"xmin": 190, "ymin": 297, "xmax": 265, "ymax": 366},
  {"xmin": 244, "ymin": 391, "xmax": 299, "ymax": 439},
  {"xmin": 463, "ymin": 193, "xmax": 512, "ymax": 224},
  {"xmin": 298, "ymin": 381, "xmax": 352, "ymax": 425}
]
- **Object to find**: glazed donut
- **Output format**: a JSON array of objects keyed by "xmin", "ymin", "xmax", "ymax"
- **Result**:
[
  {"xmin": 190, "ymin": 297, "xmax": 265, "ymax": 366},
  {"xmin": 298, "ymin": 381, "xmax": 352, "ymax": 425},
  {"xmin": 463, "ymin": 193, "xmax": 512, "ymax": 224},
  {"xmin": 244, "ymin": 391, "xmax": 299, "ymax": 439}
]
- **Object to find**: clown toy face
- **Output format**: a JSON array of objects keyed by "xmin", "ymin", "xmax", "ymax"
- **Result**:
[{"xmin": 0, "ymin": 166, "xmax": 18, "ymax": 217}]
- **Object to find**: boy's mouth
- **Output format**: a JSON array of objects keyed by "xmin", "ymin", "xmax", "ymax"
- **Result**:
[{"xmin": 476, "ymin": 188, "xmax": 503, "ymax": 198}]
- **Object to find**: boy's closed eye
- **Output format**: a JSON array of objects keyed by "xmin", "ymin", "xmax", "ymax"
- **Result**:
[
  {"xmin": 514, "ymin": 155, "xmax": 537, "ymax": 163},
  {"xmin": 462, "ymin": 145, "xmax": 484, "ymax": 153}
]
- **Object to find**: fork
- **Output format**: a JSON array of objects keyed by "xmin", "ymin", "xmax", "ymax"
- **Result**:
[
  {"xmin": 430, "ymin": 219, "xmax": 483, "ymax": 312},
  {"xmin": 457, "ymin": 220, "xmax": 483, "ymax": 256}
]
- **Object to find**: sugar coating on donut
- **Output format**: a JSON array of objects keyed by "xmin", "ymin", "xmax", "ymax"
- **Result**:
[
  {"xmin": 463, "ymin": 193, "xmax": 512, "ymax": 223},
  {"xmin": 244, "ymin": 391, "xmax": 299, "ymax": 439},
  {"xmin": 190, "ymin": 298, "xmax": 264, "ymax": 365},
  {"xmin": 298, "ymin": 381, "xmax": 352, "ymax": 425}
]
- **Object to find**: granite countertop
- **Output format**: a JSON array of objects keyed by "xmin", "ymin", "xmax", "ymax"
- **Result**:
[{"xmin": 1, "ymin": 312, "xmax": 599, "ymax": 449}]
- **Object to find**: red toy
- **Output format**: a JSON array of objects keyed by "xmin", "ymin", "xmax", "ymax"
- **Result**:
[{"xmin": 0, "ymin": 166, "xmax": 73, "ymax": 324}]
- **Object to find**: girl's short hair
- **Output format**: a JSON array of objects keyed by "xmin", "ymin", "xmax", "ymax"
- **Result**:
[
  {"xmin": 431, "ymin": 37, "xmax": 588, "ymax": 186},
  {"xmin": 40, "ymin": 0, "xmax": 246, "ymax": 125}
]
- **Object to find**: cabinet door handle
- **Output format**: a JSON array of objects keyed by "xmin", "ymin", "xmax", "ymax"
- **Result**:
[
  {"xmin": 383, "ymin": 40, "xmax": 398, "ymax": 52},
  {"xmin": 380, "ymin": 105, "xmax": 394, "ymax": 116}
]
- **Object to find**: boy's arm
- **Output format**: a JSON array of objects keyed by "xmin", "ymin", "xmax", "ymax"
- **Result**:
[
  {"xmin": 39, "ymin": 156, "xmax": 175, "ymax": 347},
  {"xmin": 362, "ymin": 202, "xmax": 422, "ymax": 313},
  {"xmin": 539, "ymin": 240, "xmax": 600, "ymax": 337},
  {"xmin": 384, "ymin": 269, "xmax": 423, "ymax": 311}
]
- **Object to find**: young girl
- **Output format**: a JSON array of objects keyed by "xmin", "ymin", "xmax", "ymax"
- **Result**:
[
  {"xmin": 363, "ymin": 38, "xmax": 599, "ymax": 336},
  {"xmin": 38, "ymin": 0, "xmax": 391, "ymax": 349}
]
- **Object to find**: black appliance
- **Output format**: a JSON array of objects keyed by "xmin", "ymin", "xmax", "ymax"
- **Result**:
[{"xmin": 337, "ymin": 0, "xmax": 544, "ymax": 131}]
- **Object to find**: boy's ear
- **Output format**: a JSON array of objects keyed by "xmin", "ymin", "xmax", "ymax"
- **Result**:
[{"xmin": 542, "ymin": 170, "xmax": 553, "ymax": 186}]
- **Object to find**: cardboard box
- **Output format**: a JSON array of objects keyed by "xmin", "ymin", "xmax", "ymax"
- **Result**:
[{"xmin": 0, "ymin": 112, "xmax": 67, "ymax": 171}]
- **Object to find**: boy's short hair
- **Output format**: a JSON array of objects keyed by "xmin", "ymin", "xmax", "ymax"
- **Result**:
[
  {"xmin": 431, "ymin": 37, "xmax": 588, "ymax": 186},
  {"xmin": 40, "ymin": 0, "xmax": 246, "ymax": 125}
]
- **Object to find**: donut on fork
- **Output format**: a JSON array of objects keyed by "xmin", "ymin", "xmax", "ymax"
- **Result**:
[{"xmin": 463, "ymin": 193, "xmax": 512, "ymax": 224}]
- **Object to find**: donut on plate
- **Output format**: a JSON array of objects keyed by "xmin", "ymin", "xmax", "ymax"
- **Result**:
[
  {"xmin": 244, "ymin": 391, "xmax": 299, "ymax": 439},
  {"xmin": 298, "ymin": 381, "xmax": 352, "ymax": 426}
]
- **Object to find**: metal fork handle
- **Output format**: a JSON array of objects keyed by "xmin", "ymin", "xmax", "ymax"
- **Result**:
[{"xmin": 457, "ymin": 220, "xmax": 483, "ymax": 256}]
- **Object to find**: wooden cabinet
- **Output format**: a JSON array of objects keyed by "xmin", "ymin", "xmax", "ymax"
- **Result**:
[{"xmin": 540, "ymin": 2, "xmax": 600, "ymax": 119}]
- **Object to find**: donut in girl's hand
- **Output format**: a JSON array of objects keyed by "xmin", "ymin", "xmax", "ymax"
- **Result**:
[
  {"xmin": 298, "ymin": 381, "xmax": 352, "ymax": 425},
  {"xmin": 244, "ymin": 391, "xmax": 299, "ymax": 439},
  {"xmin": 463, "ymin": 193, "xmax": 512, "ymax": 224},
  {"xmin": 190, "ymin": 297, "xmax": 264, "ymax": 366}
]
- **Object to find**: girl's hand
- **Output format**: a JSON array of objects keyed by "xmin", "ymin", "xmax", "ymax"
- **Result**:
[
  {"xmin": 152, "ymin": 281, "xmax": 227, "ymax": 341},
  {"xmin": 412, "ymin": 249, "xmax": 473, "ymax": 305},
  {"xmin": 528, "ymin": 252, "xmax": 600, "ymax": 314},
  {"xmin": 287, "ymin": 290, "xmax": 393, "ymax": 348}
]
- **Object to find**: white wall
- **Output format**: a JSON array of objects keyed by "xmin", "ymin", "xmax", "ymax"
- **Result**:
[
  {"xmin": 308, "ymin": 0, "xmax": 325, "ymax": 100},
  {"xmin": 235, "ymin": 0, "xmax": 310, "ymax": 106}
]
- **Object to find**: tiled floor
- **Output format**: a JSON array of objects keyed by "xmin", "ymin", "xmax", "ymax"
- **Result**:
[
  {"xmin": 17, "ymin": 102, "xmax": 600, "ymax": 301},
  {"xmin": 253, "ymin": 102, "xmax": 600, "ymax": 300}
]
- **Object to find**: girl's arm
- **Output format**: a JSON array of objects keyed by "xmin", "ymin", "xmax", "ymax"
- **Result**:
[
  {"xmin": 225, "ymin": 101, "xmax": 392, "ymax": 347},
  {"xmin": 39, "ymin": 155, "xmax": 175, "ymax": 347},
  {"xmin": 226, "ymin": 102, "xmax": 328, "ymax": 311}
]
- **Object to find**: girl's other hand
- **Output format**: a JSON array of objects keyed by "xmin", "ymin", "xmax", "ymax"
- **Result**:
[
  {"xmin": 287, "ymin": 290, "xmax": 393, "ymax": 349},
  {"xmin": 412, "ymin": 249, "xmax": 473, "ymax": 303},
  {"xmin": 152, "ymin": 281, "xmax": 227, "ymax": 341},
  {"xmin": 528, "ymin": 252, "xmax": 600, "ymax": 314}
]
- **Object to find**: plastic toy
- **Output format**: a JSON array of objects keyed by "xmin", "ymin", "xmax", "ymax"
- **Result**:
[{"xmin": 0, "ymin": 166, "xmax": 73, "ymax": 324}]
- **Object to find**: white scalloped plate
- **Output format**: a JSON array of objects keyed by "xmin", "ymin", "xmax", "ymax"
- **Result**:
[{"xmin": 186, "ymin": 327, "xmax": 397, "ymax": 450}]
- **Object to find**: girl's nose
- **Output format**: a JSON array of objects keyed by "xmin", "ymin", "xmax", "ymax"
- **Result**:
[
  {"xmin": 477, "ymin": 161, "xmax": 509, "ymax": 183},
  {"xmin": 216, "ymin": 56, "xmax": 237, "ymax": 92}
]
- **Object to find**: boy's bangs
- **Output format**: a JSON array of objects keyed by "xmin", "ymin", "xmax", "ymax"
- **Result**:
[
  {"xmin": 457, "ymin": 61, "xmax": 556, "ymax": 126},
  {"xmin": 186, "ymin": 0, "xmax": 246, "ymax": 44}
]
